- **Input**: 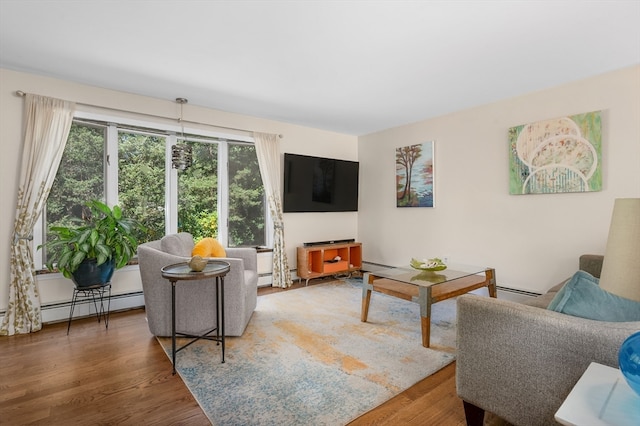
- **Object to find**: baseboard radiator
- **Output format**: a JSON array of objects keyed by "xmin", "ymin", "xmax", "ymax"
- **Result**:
[{"xmin": 0, "ymin": 292, "xmax": 146, "ymax": 326}]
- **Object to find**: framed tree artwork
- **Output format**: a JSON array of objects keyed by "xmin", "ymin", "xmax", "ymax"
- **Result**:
[{"xmin": 396, "ymin": 141, "xmax": 434, "ymax": 207}]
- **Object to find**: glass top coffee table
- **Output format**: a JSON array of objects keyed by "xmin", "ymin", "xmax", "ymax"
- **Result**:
[{"xmin": 361, "ymin": 264, "xmax": 496, "ymax": 348}]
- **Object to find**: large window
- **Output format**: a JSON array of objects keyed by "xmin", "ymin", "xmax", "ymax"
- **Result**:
[{"xmin": 39, "ymin": 117, "xmax": 266, "ymax": 267}]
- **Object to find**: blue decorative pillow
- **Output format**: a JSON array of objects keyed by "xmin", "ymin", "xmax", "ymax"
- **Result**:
[{"xmin": 547, "ymin": 270, "xmax": 640, "ymax": 322}]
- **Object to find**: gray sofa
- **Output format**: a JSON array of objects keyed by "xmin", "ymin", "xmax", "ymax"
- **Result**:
[
  {"xmin": 137, "ymin": 232, "xmax": 258, "ymax": 337},
  {"xmin": 456, "ymin": 255, "xmax": 640, "ymax": 426}
]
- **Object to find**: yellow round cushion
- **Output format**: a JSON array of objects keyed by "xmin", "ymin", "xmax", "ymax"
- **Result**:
[{"xmin": 192, "ymin": 238, "xmax": 226, "ymax": 258}]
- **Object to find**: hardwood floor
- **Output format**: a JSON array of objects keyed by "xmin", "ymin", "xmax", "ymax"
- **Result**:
[
  {"xmin": 0, "ymin": 309, "xmax": 210, "ymax": 425},
  {"xmin": 0, "ymin": 280, "xmax": 469, "ymax": 425},
  {"xmin": 349, "ymin": 362, "xmax": 466, "ymax": 425}
]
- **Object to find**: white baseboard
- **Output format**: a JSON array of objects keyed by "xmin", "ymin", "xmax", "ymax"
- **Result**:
[
  {"xmin": 258, "ymin": 274, "xmax": 273, "ymax": 287},
  {"xmin": 0, "ymin": 291, "xmax": 145, "ymax": 327},
  {"xmin": 471, "ymin": 286, "xmax": 538, "ymax": 303},
  {"xmin": 40, "ymin": 292, "xmax": 145, "ymax": 324},
  {"xmin": 258, "ymin": 271, "xmax": 302, "ymax": 287}
]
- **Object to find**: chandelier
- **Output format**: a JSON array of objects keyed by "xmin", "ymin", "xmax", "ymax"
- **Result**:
[{"xmin": 171, "ymin": 97, "xmax": 192, "ymax": 171}]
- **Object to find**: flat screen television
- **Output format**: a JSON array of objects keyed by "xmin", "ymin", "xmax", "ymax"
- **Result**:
[{"xmin": 283, "ymin": 153, "xmax": 359, "ymax": 212}]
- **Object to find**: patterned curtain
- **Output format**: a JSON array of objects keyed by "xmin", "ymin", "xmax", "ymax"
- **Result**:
[
  {"xmin": 253, "ymin": 132, "xmax": 292, "ymax": 288},
  {"xmin": 1, "ymin": 94, "xmax": 75, "ymax": 335}
]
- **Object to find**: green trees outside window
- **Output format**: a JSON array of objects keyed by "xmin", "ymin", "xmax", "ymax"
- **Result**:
[
  {"xmin": 178, "ymin": 140, "xmax": 218, "ymax": 241},
  {"xmin": 118, "ymin": 131, "xmax": 166, "ymax": 243},
  {"xmin": 46, "ymin": 122, "xmax": 105, "ymax": 232},
  {"xmin": 228, "ymin": 144, "xmax": 265, "ymax": 247}
]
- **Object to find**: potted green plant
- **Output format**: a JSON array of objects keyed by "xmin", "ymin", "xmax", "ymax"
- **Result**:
[{"xmin": 40, "ymin": 200, "xmax": 144, "ymax": 287}]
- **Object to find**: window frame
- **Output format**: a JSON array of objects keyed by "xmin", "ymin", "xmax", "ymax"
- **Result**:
[{"xmin": 33, "ymin": 109, "xmax": 271, "ymax": 271}]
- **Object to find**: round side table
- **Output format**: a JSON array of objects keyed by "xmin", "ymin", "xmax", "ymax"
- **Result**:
[{"xmin": 161, "ymin": 260, "xmax": 230, "ymax": 374}]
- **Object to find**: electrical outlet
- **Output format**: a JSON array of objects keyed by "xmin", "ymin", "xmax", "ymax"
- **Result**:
[{"xmin": 443, "ymin": 255, "xmax": 450, "ymax": 264}]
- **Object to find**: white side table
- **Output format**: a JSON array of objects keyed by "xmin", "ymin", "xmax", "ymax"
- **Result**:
[{"xmin": 555, "ymin": 362, "xmax": 640, "ymax": 426}]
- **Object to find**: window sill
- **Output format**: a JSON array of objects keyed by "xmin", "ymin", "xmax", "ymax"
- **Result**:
[
  {"xmin": 34, "ymin": 249, "xmax": 272, "ymax": 275},
  {"xmin": 35, "ymin": 258, "xmax": 140, "ymax": 275}
]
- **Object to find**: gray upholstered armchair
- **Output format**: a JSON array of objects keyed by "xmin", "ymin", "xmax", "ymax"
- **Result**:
[
  {"xmin": 137, "ymin": 232, "xmax": 258, "ymax": 337},
  {"xmin": 456, "ymin": 255, "xmax": 640, "ymax": 426}
]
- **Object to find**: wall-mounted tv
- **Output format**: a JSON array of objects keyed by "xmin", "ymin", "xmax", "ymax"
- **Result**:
[{"xmin": 283, "ymin": 153, "xmax": 359, "ymax": 213}]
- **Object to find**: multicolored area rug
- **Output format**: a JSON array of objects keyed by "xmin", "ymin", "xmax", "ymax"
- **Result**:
[{"xmin": 157, "ymin": 279, "xmax": 457, "ymax": 425}]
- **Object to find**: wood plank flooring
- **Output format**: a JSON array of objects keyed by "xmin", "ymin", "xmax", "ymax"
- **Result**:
[{"xmin": 0, "ymin": 279, "xmax": 470, "ymax": 425}]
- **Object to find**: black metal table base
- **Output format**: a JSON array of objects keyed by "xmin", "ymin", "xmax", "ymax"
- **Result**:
[
  {"xmin": 174, "ymin": 327, "xmax": 223, "ymax": 356},
  {"xmin": 170, "ymin": 275, "xmax": 225, "ymax": 375}
]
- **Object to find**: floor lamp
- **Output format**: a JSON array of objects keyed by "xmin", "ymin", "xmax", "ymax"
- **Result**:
[{"xmin": 598, "ymin": 198, "xmax": 640, "ymax": 302}]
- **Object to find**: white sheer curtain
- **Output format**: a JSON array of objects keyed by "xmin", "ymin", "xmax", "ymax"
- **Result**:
[
  {"xmin": 1, "ymin": 94, "xmax": 75, "ymax": 335},
  {"xmin": 253, "ymin": 132, "xmax": 292, "ymax": 288}
]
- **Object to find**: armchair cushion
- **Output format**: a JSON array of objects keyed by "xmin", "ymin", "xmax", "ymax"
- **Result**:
[
  {"xmin": 160, "ymin": 232, "xmax": 194, "ymax": 257},
  {"xmin": 548, "ymin": 270, "xmax": 640, "ymax": 322},
  {"xmin": 192, "ymin": 237, "xmax": 226, "ymax": 258}
]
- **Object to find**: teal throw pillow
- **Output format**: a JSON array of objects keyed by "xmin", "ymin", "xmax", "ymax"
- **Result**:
[{"xmin": 547, "ymin": 270, "xmax": 640, "ymax": 322}]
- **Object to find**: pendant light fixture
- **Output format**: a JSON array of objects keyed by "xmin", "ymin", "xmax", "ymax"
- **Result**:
[{"xmin": 171, "ymin": 97, "xmax": 192, "ymax": 170}]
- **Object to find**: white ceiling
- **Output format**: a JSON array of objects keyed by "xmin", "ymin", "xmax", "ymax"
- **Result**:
[{"xmin": 1, "ymin": 1, "xmax": 639, "ymax": 136}]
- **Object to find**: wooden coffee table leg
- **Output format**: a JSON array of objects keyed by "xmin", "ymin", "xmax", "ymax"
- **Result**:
[
  {"xmin": 361, "ymin": 273, "xmax": 376, "ymax": 322},
  {"xmin": 361, "ymin": 287, "xmax": 372, "ymax": 322},
  {"xmin": 419, "ymin": 287, "xmax": 432, "ymax": 348},
  {"xmin": 486, "ymin": 268, "xmax": 497, "ymax": 298},
  {"xmin": 421, "ymin": 316, "xmax": 431, "ymax": 348}
]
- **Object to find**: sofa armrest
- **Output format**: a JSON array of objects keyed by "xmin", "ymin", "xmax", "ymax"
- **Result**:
[
  {"xmin": 138, "ymin": 245, "xmax": 190, "ymax": 283},
  {"xmin": 579, "ymin": 254, "xmax": 604, "ymax": 278},
  {"xmin": 225, "ymin": 247, "xmax": 258, "ymax": 272},
  {"xmin": 456, "ymin": 294, "xmax": 638, "ymax": 426}
]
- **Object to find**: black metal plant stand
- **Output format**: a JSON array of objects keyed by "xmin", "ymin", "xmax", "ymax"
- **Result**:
[{"xmin": 67, "ymin": 282, "xmax": 111, "ymax": 335}]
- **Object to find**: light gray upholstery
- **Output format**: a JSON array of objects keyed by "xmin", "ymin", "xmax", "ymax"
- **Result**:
[
  {"xmin": 456, "ymin": 254, "xmax": 640, "ymax": 426},
  {"xmin": 137, "ymin": 232, "xmax": 258, "ymax": 337}
]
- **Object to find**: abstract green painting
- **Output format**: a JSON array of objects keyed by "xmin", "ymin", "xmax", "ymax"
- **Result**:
[{"xmin": 508, "ymin": 111, "xmax": 602, "ymax": 194}]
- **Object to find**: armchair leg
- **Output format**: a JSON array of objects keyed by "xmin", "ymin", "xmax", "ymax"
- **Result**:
[{"xmin": 463, "ymin": 401, "xmax": 485, "ymax": 426}]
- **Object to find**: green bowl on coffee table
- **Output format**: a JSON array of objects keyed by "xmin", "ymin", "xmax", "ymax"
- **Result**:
[{"xmin": 410, "ymin": 258, "xmax": 447, "ymax": 272}]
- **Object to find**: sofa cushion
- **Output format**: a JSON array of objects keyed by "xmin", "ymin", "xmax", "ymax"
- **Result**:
[
  {"xmin": 192, "ymin": 237, "xmax": 227, "ymax": 258},
  {"xmin": 547, "ymin": 270, "xmax": 640, "ymax": 322}
]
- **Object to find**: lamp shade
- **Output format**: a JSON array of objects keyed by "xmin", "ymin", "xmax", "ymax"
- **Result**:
[{"xmin": 598, "ymin": 198, "xmax": 640, "ymax": 302}]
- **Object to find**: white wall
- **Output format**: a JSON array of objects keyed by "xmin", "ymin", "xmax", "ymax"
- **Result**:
[
  {"xmin": 358, "ymin": 65, "xmax": 640, "ymax": 293},
  {"xmin": 0, "ymin": 68, "xmax": 358, "ymax": 312},
  {"xmin": 2, "ymin": 65, "xmax": 639, "ymax": 315}
]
